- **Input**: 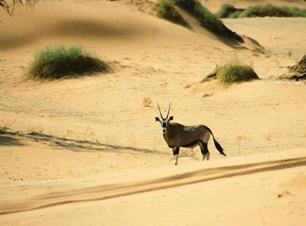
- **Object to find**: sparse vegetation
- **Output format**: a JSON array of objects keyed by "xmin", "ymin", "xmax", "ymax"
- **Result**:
[
  {"xmin": 28, "ymin": 46, "xmax": 109, "ymax": 80},
  {"xmin": 280, "ymin": 54, "xmax": 306, "ymax": 81},
  {"xmin": 155, "ymin": 0, "xmax": 188, "ymax": 26},
  {"xmin": 293, "ymin": 55, "xmax": 306, "ymax": 73},
  {"xmin": 240, "ymin": 4, "xmax": 306, "ymax": 18},
  {"xmin": 0, "ymin": 0, "xmax": 39, "ymax": 15},
  {"xmin": 155, "ymin": 0, "xmax": 243, "ymax": 43},
  {"xmin": 215, "ymin": 4, "xmax": 244, "ymax": 18},
  {"xmin": 217, "ymin": 62, "xmax": 259, "ymax": 84},
  {"xmin": 216, "ymin": 3, "xmax": 306, "ymax": 18}
]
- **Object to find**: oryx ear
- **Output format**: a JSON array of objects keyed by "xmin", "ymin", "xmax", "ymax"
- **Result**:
[
  {"xmin": 169, "ymin": 116, "xmax": 174, "ymax": 121},
  {"xmin": 155, "ymin": 117, "xmax": 160, "ymax": 122}
]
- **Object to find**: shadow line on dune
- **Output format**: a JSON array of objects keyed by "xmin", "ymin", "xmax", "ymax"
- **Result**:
[
  {"xmin": 1, "ymin": 156, "xmax": 306, "ymax": 215},
  {"xmin": 27, "ymin": 132, "xmax": 163, "ymax": 155},
  {"xmin": 0, "ymin": 128, "xmax": 163, "ymax": 155},
  {"xmin": 51, "ymin": 19, "xmax": 146, "ymax": 38}
]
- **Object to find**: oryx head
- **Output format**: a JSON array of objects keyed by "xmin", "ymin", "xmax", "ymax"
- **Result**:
[{"xmin": 155, "ymin": 101, "xmax": 173, "ymax": 134}]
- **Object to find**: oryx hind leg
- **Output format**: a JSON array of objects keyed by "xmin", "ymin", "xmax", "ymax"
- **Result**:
[
  {"xmin": 201, "ymin": 132, "xmax": 211, "ymax": 143},
  {"xmin": 199, "ymin": 141, "xmax": 210, "ymax": 161}
]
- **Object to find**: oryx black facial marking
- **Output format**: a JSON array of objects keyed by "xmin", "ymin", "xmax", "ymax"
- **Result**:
[
  {"xmin": 155, "ymin": 101, "xmax": 173, "ymax": 134},
  {"xmin": 155, "ymin": 101, "xmax": 226, "ymax": 165}
]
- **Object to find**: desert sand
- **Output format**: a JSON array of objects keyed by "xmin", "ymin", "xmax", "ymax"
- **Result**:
[{"xmin": 0, "ymin": 0, "xmax": 306, "ymax": 225}]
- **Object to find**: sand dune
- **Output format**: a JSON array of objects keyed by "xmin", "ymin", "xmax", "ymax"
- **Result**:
[{"xmin": 0, "ymin": 0, "xmax": 306, "ymax": 225}]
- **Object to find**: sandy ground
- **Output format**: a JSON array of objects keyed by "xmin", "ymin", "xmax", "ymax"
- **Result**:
[
  {"xmin": 0, "ymin": 149, "xmax": 306, "ymax": 226},
  {"xmin": 0, "ymin": 0, "xmax": 306, "ymax": 225}
]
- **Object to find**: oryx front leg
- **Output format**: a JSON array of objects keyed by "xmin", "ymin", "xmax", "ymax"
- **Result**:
[{"xmin": 172, "ymin": 147, "xmax": 180, "ymax": 166}]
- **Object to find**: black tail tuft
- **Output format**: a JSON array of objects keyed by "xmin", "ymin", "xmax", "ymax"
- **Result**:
[
  {"xmin": 204, "ymin": 125, "xmax": 226, "ymax": 156},
  {"xmin": 213, "ymin": 138, "xmax": 226, "ymax": 156}
]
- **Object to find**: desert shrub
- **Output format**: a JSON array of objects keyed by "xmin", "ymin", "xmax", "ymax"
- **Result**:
[
  {"xmin": 289, "ymin": 6, "xmax": 306, "ymax": 17},
  {"xmin": 155, "ymin": 0, "xmax": 243, "ymax": 42},
  {"xmin": 217, "ymin": 3, "xmax": 306, "ymax": 18},
  {"xmin": 215, "ymin": 3, "xmax": 243, "ymax": 18},
  {"xmin": 155, "ymin": 0, "xmax": 188, "ymax": 26},
  {"xmin": 175, "ymin": 0, "xmax": 243, "ymax": 42},
  {"xmin": 28, "ymin": 46, "xmax": 109, "ymax": 80},
  {"xmin": 296, "ymin": 54, "xmax": 306, "ymax": 72},
  {"xmin": 280, "ymin": 54, "xmax": 306, "ymax": 80},
  {"xmin": 240, "ymin": 4, "xmax": 306, "ymax": 17},
  {"xmin": 217, "ymin": 62, "xmax": 259, "ymax": 84}
]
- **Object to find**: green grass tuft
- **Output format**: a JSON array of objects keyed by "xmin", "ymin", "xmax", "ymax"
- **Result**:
[
  {"xmin": 177, "ymin": 0, "xmax": 239, "ymax": 38},
  {"xmin": 215, "ymin": 3, "xmax": 243, "ymax": 18},
  {"xmin": 155, "ymin": 0, "xmax": 188, "ymax": 26},
  {"xmin": 217, "ymin": 62, "xmax": 259, "ymax": 84},
  {"xmin": 240, "ymin": 4, "xmax": 306, "ymax": 17},
  {"xmin": 216, "ymin": 3, "xmax": 306, "ymax": 18},
  {"xmin": 28, "ymin": 46, "xmax": 109, "ymax": 80},
  {"xmin": 155, "ymin": 0, "xmax": 243, "ymax": 42}
]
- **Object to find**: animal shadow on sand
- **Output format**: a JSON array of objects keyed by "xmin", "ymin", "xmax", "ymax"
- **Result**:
[{"xmin": 0, "ymin": 128, "xmax": 162, "ymax": 155}]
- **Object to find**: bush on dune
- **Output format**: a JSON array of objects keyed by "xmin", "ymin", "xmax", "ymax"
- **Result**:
[
  {"xmin": 155, "ymin": 0, "xmax": 188, "ymax": 26},
  {"xmin": 216, "ymin": 3, "xmax": 306, "ymax": 18},
  {"xmin": 175, "ymin": 0, "xmax": 242, "ymax": 42},
  {"xmin": 215, "ymin": 4, "xmax": 244, "ymax": 18},
  {"xmin": 217, "ymin": 62, "xmax": 259, "ymax": 84},
  {"xmin": 240, "ymin": 4, "xmax": 306, "ymax": 18},
  {"xmin": 155, "ymin": 0, "xmax": 243, "ymax": 43},
  {"xmin": 28, "ymin": 46, "xmax": 109, "ymax": 80},
  {"xmin": 280, "ymin": 54, "xmax": 306, "ymax": 81}
]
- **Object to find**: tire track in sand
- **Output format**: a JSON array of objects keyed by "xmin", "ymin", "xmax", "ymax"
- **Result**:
[{"xmin": 1, "ymin": 156, "xmax": 306, "ymax": 215}]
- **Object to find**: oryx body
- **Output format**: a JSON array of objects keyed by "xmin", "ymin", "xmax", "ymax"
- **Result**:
[{"xmin": 155, "ymin": 102, "xmax": 226, "ymax": 165}]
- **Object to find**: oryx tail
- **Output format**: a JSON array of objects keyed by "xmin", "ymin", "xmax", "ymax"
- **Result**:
[{"xmin": 205, "ymin": 126, "xmax": 226, "ymax": 156}]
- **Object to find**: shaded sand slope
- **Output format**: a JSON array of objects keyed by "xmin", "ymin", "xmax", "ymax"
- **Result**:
[
  {"xmin": 0, "ymin": 1, "xmax": 227, "ymax": 51},
  {"xmin": 0, "ymin": 149, "xmax": 305, "ymax": 225}
]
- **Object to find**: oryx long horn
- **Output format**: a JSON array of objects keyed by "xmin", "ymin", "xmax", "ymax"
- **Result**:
[
  {"xmin": 157, "ymin": 101, "xmax": 164, "ymax": 119},
  {"xmin": 165, "ymin": 100, "xmax": 171, "ymax": 119}
]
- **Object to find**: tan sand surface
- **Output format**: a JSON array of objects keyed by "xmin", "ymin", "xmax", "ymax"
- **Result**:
[
  {"xmin": 0, "ymin": 149, "xmax": 305, "ymax": 225},
  {"xmin": 0, "ymin": 0, "xmax": 306, "ymax": 225}
]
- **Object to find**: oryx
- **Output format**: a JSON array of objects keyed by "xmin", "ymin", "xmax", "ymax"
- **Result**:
[{"xmin": 155, "ymin": 101, "xmax": 226, "ymax": 165}]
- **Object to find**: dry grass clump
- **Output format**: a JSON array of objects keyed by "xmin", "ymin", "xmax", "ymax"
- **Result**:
[
  {"xmin": 216, "ymin": 3, "xmax": 306, "ymax": 18},
  {"xmin": 217, "ymin": 62, "xmax": 259, "ymax": 84},
  {"xmin": 290, "ymin": 55, "xmax": 306, "ymax": 74},
  {"xmin": 1, "ymin": 0, "xmax": 39, "ymax": 15},
  {"xmin": 28, "ymin": 46, "xmax": 109, "ymax": 80},
  {"xmin": 280, "ymin": 55, "xmax": 306, "ymax": 81}
]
